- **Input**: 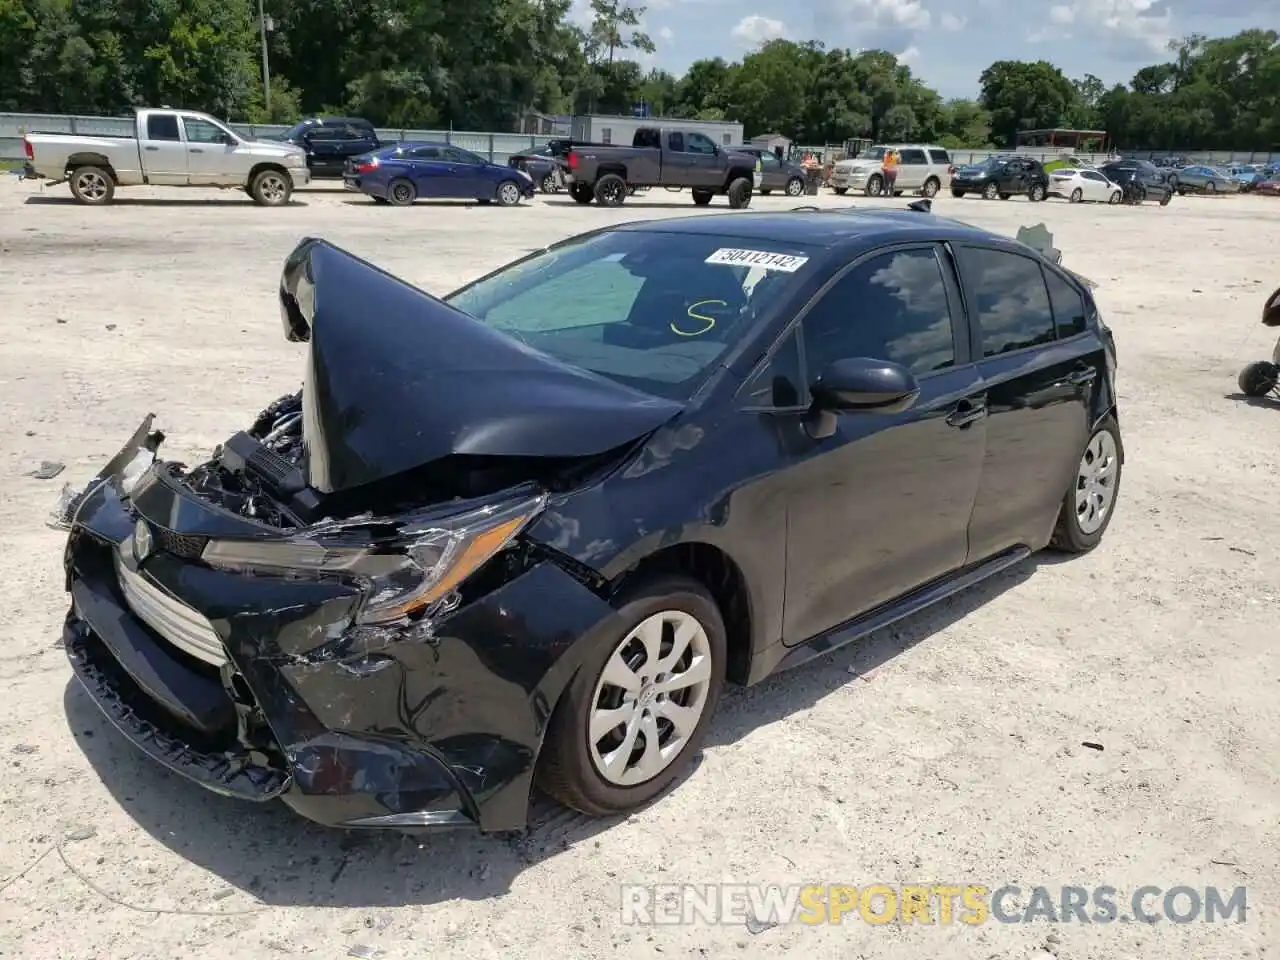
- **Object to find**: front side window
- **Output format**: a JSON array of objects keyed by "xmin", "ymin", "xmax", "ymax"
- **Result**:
[
  {"xmin": 444, "ymin": 147, "xmax": 483, "ymax": 164},
  {"xmin": 956, "ymin": 247, "xmax": 1056, "ymax": 356},
  {"xmin": 182, "ymin": 117, "xmax": 229, "ymax": 144},
  {"xmin": 446, "ymin": 232, "xmax": 817, "ymax": 399},
  {"xmin": 686, "ymin": 133, "xmax": 717, "ymax": 154},
  {"xmin": 800, "ymin": 248, "xmax": 956, "ymax": 378},
  {"xmin": 407, "ymin": 146, "xmax": 442, "ymax": 159}
]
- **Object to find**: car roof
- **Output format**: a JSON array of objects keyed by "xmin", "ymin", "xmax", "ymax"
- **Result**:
[
  {"xmin": 387, "ymin": 141, "xmax": 450, "ymax": 150},
  {"xmin": 613, "ymin": 209, "xmax": 1000, "ymax": 250}
]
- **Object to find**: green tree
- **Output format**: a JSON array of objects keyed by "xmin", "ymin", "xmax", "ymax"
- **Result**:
[{"xmin": 978, "ymin": 59, "xmax": 1078, "ymax": 147}]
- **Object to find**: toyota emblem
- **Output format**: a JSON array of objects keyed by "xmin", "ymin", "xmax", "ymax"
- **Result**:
[{"xmin": 133, "ymin": 518, "xmax": 153, "ymax": 562}]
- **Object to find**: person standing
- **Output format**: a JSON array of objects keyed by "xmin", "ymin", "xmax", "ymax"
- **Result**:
[{"xmin": 882, "ymin": 147, "xmax": 899, "ymax": 195}]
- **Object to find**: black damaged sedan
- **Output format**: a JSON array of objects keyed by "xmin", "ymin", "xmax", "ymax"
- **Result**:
[{"xmin": 61, "ymin": 208, "xmax": 1123, "ymax": 832}]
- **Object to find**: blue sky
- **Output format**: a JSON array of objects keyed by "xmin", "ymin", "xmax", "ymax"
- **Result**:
[{"xmin": 572, "ymin": 0, "xmax": 1280, "ymax": 98}]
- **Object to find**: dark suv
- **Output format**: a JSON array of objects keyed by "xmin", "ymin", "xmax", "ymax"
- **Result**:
[
  {"xmin": 951, "ymin": 156, "xmax": 1049, "ymax": 201},
  {"xmin": 1099, "ymin": 160, "xmax": 1174, "ymax": 203},
  {"xmin": 279, "ymin": 117, "xmax": 381, "ymax": 178}
]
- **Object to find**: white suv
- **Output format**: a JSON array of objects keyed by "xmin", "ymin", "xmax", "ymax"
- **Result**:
[{"xmin": 830, "ymin": 144, "xmax": 953, "ymax": 197}]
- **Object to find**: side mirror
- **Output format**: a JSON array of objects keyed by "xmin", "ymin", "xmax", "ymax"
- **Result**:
[
  {"xmin": 1264, "ymin": 286, "xmax": 1280, "ymax": 327},
  {"xmin": 220, "ymin": 132, "xmax": 237, "ymax": 146},
  {"xmin": 805, "ymin": 357, "xmax": 919, "ymax": 439}
]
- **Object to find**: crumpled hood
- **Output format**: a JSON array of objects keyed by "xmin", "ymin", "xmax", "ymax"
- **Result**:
[{"xmin": 278, "ymin": 239, "xmax": 684, "ymax": 495}]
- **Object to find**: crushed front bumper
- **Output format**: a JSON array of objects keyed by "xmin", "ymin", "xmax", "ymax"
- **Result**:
[{"xmin": 61, "ymin": 422, "xmax": 621, "ymax": 831}]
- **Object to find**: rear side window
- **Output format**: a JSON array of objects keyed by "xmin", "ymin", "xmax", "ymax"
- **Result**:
[
  {"xmin": 956, "ymin": 247, "xmax": 1055, "ymax": 356},
  {"xmin": 929, "ymin": 149, "xmax": 950, "ymax": 164},
  {"xmin": 1044, "ymin": 268, "xmax": 1088, "ymax": 338},
  {"xmin": 801, "ymin": 248, "xmax": 956, "ymax": 376},
  {"xmin": 668, "ymin": 132, "xmax": 685, "ymax": 152},
  {"xmin": 899, "ymin": 148, "xmax": 927, "ymax": 164},
  {"xmin": 146, "ymin": 114, "xmax": 180, "ymax": 141}
]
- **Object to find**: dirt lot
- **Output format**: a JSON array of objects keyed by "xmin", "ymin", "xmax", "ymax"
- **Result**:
[{"xmin": 1, "ymin": 176, "xmax": 1277, "ymax": 959}]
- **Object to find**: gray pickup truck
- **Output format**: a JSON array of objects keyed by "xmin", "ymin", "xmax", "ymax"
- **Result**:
[
  {"xmin": 22, "ymin": 107, "xmax": 310, "ymax": 206},
  {"xmin": 564, "ymin": 127, "xmax": 762, "ymax": 208}
]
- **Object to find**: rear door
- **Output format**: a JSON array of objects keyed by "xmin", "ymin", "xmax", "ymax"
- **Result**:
[
  {"xmin": 774, "ymin": 243, "xmax": 988, "ymax": 643},
  {"xmin": 305, "ymin": 121, "xmax": 351, "ymax": 176},
  {"xmin": 929, "ymin": 148, "xmax": 952, "ymax": 185},
  {"xmin": 952, "ymin": 244, "xmax": 1100, "ymax": 560},
  {"xmin": 403, "ymin": 146, "xmax": 456, "ymax": 197},
  {"xmin": 137, "ymin": 113, "xmax": 189, "ymax": 185},
  {"xmin": 896, "ymin": 147, "xmax": 928, "ymax": 189}
]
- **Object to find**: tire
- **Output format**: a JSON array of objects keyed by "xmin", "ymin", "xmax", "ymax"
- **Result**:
[
  {"xmin": 541, "ymin": 173, "xmax": 557, "ymax": 193},
  {"xmin": 1238, "ymin": 361, "xmax": 1279, "ymax": 397},
  {"xmin": 691, "ymin": 189, "xmax": 713, "ymax": 206},
  {"xmin": 864, "ymin": 175, "xmax": 883, "ymax": 197},
  {"xmin": 1049, "ymin": 416, "xmax": 1123, "ymax": 554},
  {"xmin": 536, "ymin": 575, "xmax": 727, "ymax": 816},
  {"xmin": 1206, "ymin": 181, "xmax": 1216, "ymax": 193},
  {"xmin": 570, "ymin": 183, "xmax": 594, "ymax": 204},
  {"xmin": 386, "ymin": 177, "xmax": 416, "ymax": 206},
  {"xmin": 371, "ymin": 196, "xmax": 389, "ymax": 204},
  {"xmin": 249, "ymin": 168, "xmax": 292, "ymax": 207},
  {"xmin": 1069, "ymin": 188, "xmax": 1083, "ymax": 203},
  {"xmin": 951, "ymin": 189, "xmax": 965, "ymax": 198},
  {"xmin": 1176, "ymin": 186, "xmax": 1187, "ymax": 196},
  {"xmin": 758, "ymin": 188, "xmax": 772, "ymax": 195},
  {"xmin": 594, "ymin": 173, "xmax": 627, "ymax": 206},
  {"xmin": 921, "ymin": 177, "xmax": 940, "ymax": 198},
  {"xmin": 999, "ymin": 193, "xmax": 1011, "ymax": 200},
  {"xmin": 726, "ymin": 176, "xmax": 752, "ymax": 209},
  {"xmin": 983, "ymin": 182, "xmax": 999, "ymax": 200},
  {"xmin": 1109, "ymin": 191, "xmax": 1121, "ymax": 204},
  {"xmin": 68, "ymin": 165, "xmax": 115, "ymax": 205},
  {"xmin": 785, "ymin": 177, "xmax": 804, "ymax": 197},
  {"xmin": 833, "ymin": 187, "xmax": 848, "ymax": 195},
  {"xmin": 1159, "ymin": 190, "xmax": 1171, "ymax": 207},
  {"xmin": 495, "ymin": 180, "xmax": 523, "ymax": 206},
  {"xmin": 1028, "ymin": 183, "xmax": 1045, "ymax": 202}
]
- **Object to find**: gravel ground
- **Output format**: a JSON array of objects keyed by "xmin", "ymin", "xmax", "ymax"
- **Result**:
[{"xmin": 1, "ymin": 176, "xmax": 1277, "ymax": 960}]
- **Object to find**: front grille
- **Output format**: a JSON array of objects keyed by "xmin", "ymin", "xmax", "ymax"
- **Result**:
[
  {"xmin": 157, "ymin": 528, "xmax": 207, "ymax": 559},
  {"xmin": 114, "ymin": 553, "xmax": 228, "ymax": 667}
]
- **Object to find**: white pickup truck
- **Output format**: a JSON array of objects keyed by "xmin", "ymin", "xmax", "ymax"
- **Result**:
[{"xmin": 22, "ymin": 107, "xmax": 310, "ymax": 206}]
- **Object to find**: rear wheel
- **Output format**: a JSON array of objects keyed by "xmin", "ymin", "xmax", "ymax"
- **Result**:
[
  {"xmin": 1206, "ymin": 181, "xmax": 1217, "ymax": 193},
  {"xmin": 1050, "ymin": 417, "xmax": 1123, "ymax": 554},
  {"xmin": 536, "ymin": 576, "xmax": 726, "ymax": 816},
  {"xmin": 594, "ymin": 174, "xmax": 627, "ymax": 206},
  {"xmin": 951, "ymin": 188, "xmax": 965, "ymax": 198},
  {"xmin": 786, "ymin": 176, "xmax": 805, "ymax": 197},
  {"xmin": 540, "ymin": 172, "xmax": 558, "ymax": 193},
  {"xmin": 68, "ymin": 165, "xmax": 115, "ymax": 205},
  {"xmin": 1159, "ymin": 190, "xmax": 1171, "ymax": 206},
  {"xmin": 921, "ymin": 177, "xmax": 940, "ymax": 198},
  {"xmin": 833, "ymin": 187, "xmax": 848, "ymax": 195},
  {"xmin": 691, "ymin": 189, "xmax": 713, "ymax": 206},
  {"xmin": 1238, "ymin": 361, "xmax": 1279, "ymax": 397},
  {"xmin": 570, "ymin": 183, "xmax": 594, "ymax": 204},
  {"xmin": 387, "ymin": 177, "xmax": 416, "ymax": 206},
  {"xmin": 726, "ymin": 176, "xmax": 752, "ymax": 209},
  {"xmin": 1069, "ymin": 187, "xmax": 1083, "ymax": 203},
  {"xmin": 983, "ymin": 182, "xmax": 999, "ymax": 200}
]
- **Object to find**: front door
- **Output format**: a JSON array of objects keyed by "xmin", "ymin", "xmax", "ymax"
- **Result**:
[
  {"xmin": 442, "ymin": 147, "xmax": 485, "ymax": 198},
  {"xmin": 951, "ymin": 244, "xmax": 1098, "ymax": 560},
  {"xmin": 138, "ymin": 114, "xmax": 189, "ymax": 185},
  {"xmin": 180, "ymin": 115, "xmax": 239, "ymax": 186},
  {"xmin": 780, "ymin": 244, "xmax": 987, "ymax": 644},
  {"xmin": 683, "ymin": 132, "xmax": 723, "ymax": 189}
]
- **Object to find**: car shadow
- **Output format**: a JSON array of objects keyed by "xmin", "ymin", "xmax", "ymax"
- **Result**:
[
  {"xmin": 339, "ymin": 199, "xmax": 530, "ymax": 208},
  {"xmin": 23, "ymin": 196, "xmax": 308, "ymax": 208},
  {"xmin": 64, "ymin": 552, "xmax": 1040, "ymax": 907},
  {"xmin": 542, "ymin": 197, "xmax": 741, "ymax": 210},
  {"xmin": 1223, "ymin": 391, "xmax": 1280, "ymax": 409}
]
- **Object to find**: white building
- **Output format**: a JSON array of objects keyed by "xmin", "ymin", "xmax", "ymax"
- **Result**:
[{"xmin": 570, "ymin": 114, "xmax": 745, "ymax": 147}]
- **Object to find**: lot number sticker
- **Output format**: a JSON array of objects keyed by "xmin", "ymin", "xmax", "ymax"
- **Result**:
[{"xmin": 705, "ymin": 248, "xmax": 810, "ymax": 272}]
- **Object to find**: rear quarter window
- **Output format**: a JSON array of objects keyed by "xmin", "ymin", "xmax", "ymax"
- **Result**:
[
  {"xmin": 1044, "ymin": 267, "xmax": 1088, "ymax": 338},
  {"xmin": 929, "ymin": 149, "xmax": 950, "ymax": 164}
]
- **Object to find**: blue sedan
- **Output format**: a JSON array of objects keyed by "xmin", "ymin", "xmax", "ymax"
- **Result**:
[{"xmin": 344, "ymin": 142, "xmax": 536, "ymax": 206}]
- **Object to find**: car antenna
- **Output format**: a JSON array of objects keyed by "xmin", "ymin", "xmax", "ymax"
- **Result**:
[{"xmin": 907, "ymin": 198, "xmax": 932, "ymax": 213}]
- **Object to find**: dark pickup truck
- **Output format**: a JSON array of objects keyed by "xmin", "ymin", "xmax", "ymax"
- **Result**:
[{"xmin": 564, "ymin": 127, "xmax": 762, "ymax": 208}]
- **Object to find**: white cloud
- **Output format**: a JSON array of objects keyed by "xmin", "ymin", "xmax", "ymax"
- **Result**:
[
  {"xmin": 658, "ymin": 25, "xmax": 674, "ymax": 41},
  {"xmin": 940, "ymin": 12, "xmax": 965, "ymax": 30},
  {"xmin": 898, "ymin": 45, "xmax": 921, "ymax": 62},
  {"xmin": 839, "ymin": 0, "xmax": 932, "ymax": 30},
  {"xmin": 1049, "ymin": 4, "xmax": 1075, "ymax": 23},
  {"xmin": 731, "ymin": 14, "xmax": 787, "ymax": 44},
  {"xmin": 1047, "ymin": 0, "xmax": 1173, "ymax": 54}
]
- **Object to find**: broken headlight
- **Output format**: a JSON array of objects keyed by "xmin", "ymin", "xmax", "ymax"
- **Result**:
[{"xmin": 200, "ymin": 494, "xmax": 546, "ymax": 624}]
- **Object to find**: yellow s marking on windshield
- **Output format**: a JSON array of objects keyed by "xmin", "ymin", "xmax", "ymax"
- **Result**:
[{"xmin": 671, "ymin": 299, "xmax": 726, "ymax": 336}]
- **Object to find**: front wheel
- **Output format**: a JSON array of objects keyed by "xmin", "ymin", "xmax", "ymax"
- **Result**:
[
  {"xmin": 1050, "ymin": 417, "xmax": 1123, "ymax": 554},
  {"xmin": 1206, "ymin": 181, "xmax": 1216, "ymax": 193},
  {"xmin": 1028, "ymin": 183, "xmax": 1045, "ymax": 202},
  {"xmin": 1238, "ymin": 361, "xmax": 1280, "ymax": 397},
  {"xmin": 536, "ymin": 576, "xmax": 727, "ymax": 816},
  {"xmin": 495, "ymin": 180, "xmax": 523, "ymax": 206},
  {"xmin": 691, "ymin": 189, "xmax": 713, "ymax": 206},
  {"xmin": 726, "ymin": 176, "xmax": 752, "ymax": 209},
  {"xmin": 1109, "ymin": 190, "xmax": 1121, "ymax": 204},
  {"xmin": 540, "ymin": 173, "xmax": 558, "ymax": 193},
  {"xmin": 1159, "ymin": 190, "xmax": 1171, "ymax": 207},
  {"xmin": 833, "ymin": 186, "xmax": 848, "ymax": 195},
  {"xmin": 250, "ymin": 169, "xmax": 292, "ymax": 206},
  {"xmin": 951, "ymin": 189, "xmax": 965, "ymax": 198},
  {"xmin": 983, "ymin": 182, "xmax": 999, "ymax": 200},
  {"xmin": 864, "ymin": 175, "xmax": 883, "ymax": 197},
  {"xmin": 68, "ymin": 165, "xmax": 115, "ymax": 205},
  {"xmin": 920, "ymin": 177, "xmax": 940, "ymax": 198},
  {"xmin": 786, "ymin": 176, "xmax": 805, "ymax": 197},
  {"xmin": 1069, "ymin": 188, "xmax": 1083, "ymax": 203}
]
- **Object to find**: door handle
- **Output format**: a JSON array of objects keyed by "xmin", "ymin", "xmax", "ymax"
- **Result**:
[
  {"xmin": 189, "ymin": 148, "xmax": 203, "ymax": 153},
  {"xmin": 1055, "ymin": 364, "xmax": 1098, "ymax": 388},
  {"xmin": 144, "ymin": 145, "xmax": 159, "ymax": 151},
  {"xmin": 946, "ymin": 399, "xmax": 987, "ymax": 428}
]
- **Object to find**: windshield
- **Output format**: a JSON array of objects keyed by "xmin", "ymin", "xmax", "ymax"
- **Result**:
[
  {"xmin": 445, "ymin": 230, "xmax": 816, "ymax": 400},
  {"xmin": 857, "ymin": 147, "xmax": 887, "ymax": 160}
]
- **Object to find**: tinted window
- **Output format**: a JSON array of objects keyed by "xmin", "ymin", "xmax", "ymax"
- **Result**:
[
  {"xmin": 928, "ymin": 149, "xmax": 950, "ymax": 164},
  {"xmin": 182, "ymin": 117, "xmax": 227, "ymax": 144},
  {"xmin": 899, "ymin": 148, "xmax": 927, "ymax": 164},
  {"xmin": 957, "ymin": 248, "xmax": 1055, "ymax": 356},
  {"xmin": 742, "ymin": 328, "xmax": 804, "ymax": 408},
  {"xmin": 1045, "ymin": 268, "xmax": 1087, "ymax": 338},
  {"xmin": 687, "ymin": 133, "xmax": 717, "ymax": 154},
  {"xmin": 759, "ymin": 152, "xmax": 780, "ymax": 169},
  {"xmin": 1082, "ymin": 171, "xmax": 1105, "ymax": 182},
  {"xmin": 801, "ymin": 248, "xmax": 955, "ymax": 377},
  {"xmin": 446, "ymin": 232, "xmax": 816, "ymax": 400},
  {"xmin": 146, "ymin": 114, "xmax": 180, "ymax": 141},
  {"xmin": 634, "ymin": 129, "xmax": 660, "ymax": 149},
  {"xmin": 407, "ymin": 146, "xmax": 441, "ymax": 159},
  {"xmin": 444, "ymin": 147, "xmax": 483, "ymax": 164}
]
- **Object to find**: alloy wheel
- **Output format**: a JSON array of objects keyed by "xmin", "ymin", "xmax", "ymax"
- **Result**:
[
  {"xmin": 259, "ymin": 174, "xmax": 287, "ymax": 203},
  {"xmin": 499, "ymin": 182, "xmax": 521, "ymax": 205},
  {"xmin": 1075, "ymin": 430, "xmax": 1118, "ymax": 535},
  {"xmin": 588, "ymin": 610, "xmax": 713, "ymax": 787},
  {"xmin": 391, "ymin": 182, "xmax": 413, "ymax": 204},
  {"xmin": 75, "ymin": 170, "xmax": 109, "ymax": 201},
  {"xmin": 787, "ymin": 178, "xmax": 804, "ymax": 196}
]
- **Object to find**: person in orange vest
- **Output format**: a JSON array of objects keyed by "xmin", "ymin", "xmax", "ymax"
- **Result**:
[{"xmin": 882, "ymin": 148, "xmax": 899, "ymax": 195}]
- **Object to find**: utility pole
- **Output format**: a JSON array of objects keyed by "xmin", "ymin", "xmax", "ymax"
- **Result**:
[{"xmin": 258, "ymin": 0, "xmax": 272, "ymax": 113}]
